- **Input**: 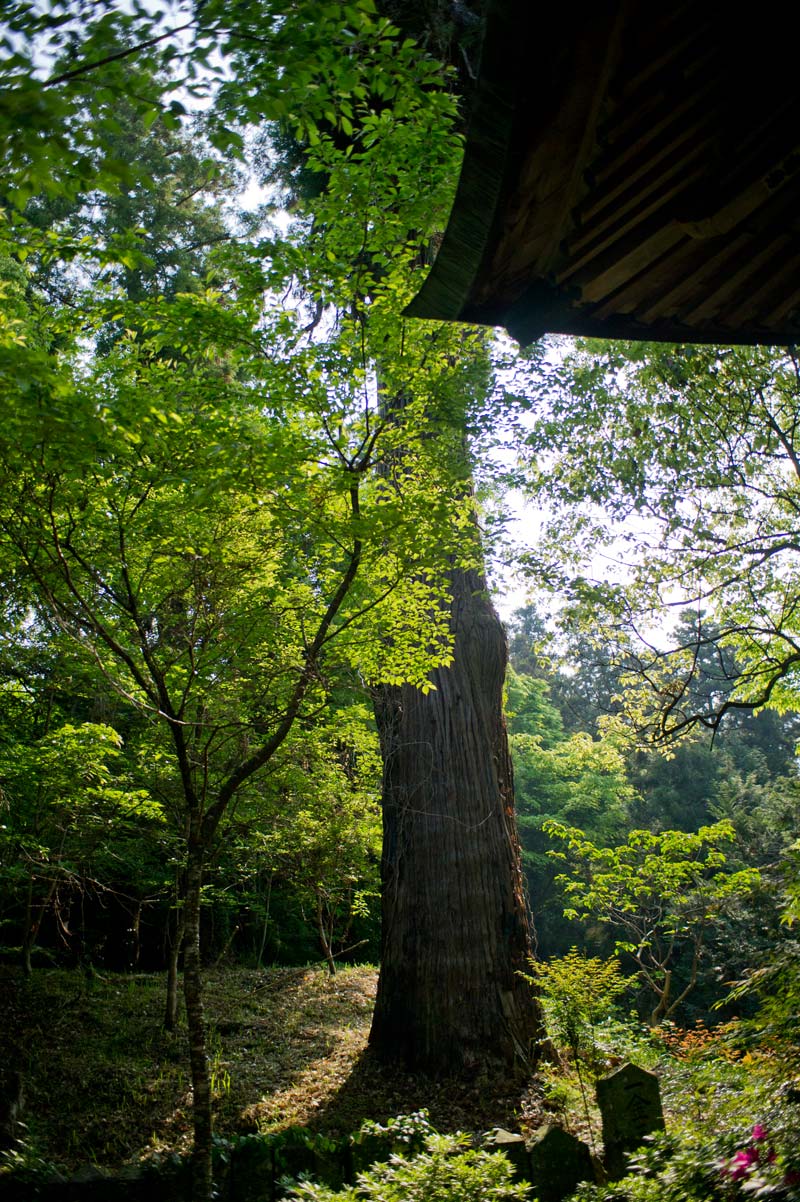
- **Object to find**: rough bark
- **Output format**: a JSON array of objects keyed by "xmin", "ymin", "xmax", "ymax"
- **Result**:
[{"xmin": 370, "ymin": 567, "xmax": 544, "ymax": 1074}]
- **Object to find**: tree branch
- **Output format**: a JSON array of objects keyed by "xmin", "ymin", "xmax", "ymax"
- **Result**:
[{"xmin": 43, "ymin": 22, "xmax": 197, "ymax": 88}]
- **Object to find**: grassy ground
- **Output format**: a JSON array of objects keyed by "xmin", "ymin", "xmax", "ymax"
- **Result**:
[{"xmin": 0, "ymin": 964, "xmax": 547, "ymax": 1174}]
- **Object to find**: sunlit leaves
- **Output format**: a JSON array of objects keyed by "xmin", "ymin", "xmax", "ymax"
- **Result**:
[
  {"xmin": 0, "ymin": 230, "xmax": 478, "ymax": 750},
  {"xmin": 545, "ymin": 819, "xmax": 761, "ymax": 1019},
  {"xmin": 0, "ymin": 718, "xmax": 163, "ymax": 917},
  {"xmin": 520, "ymin": 342, "xmax": 800, "ymax": 737},
  {"xmin": 1, "ymin": 1, "xmax": 193, "ymax": 205}
]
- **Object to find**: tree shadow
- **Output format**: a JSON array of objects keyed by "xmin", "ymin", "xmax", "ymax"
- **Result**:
[
  {"xmin": 219, "ymin": 967, "xmax": 545, "ymax": 1141},
  {"xmin": 300, "ymin": 1046, "xmax": 545, "ymax": 1140}
]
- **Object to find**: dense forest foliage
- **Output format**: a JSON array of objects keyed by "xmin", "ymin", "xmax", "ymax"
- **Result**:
[{"xmin": 2, "ymin": 3, "xmax": 800, "ymax": 1201}]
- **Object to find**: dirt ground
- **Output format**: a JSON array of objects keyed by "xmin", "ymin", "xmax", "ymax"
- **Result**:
[{"xmin": 0, "ymin": 964, "xmax": 547, "ymax": 1173}]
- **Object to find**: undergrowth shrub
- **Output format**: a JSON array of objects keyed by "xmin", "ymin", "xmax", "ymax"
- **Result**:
[
  {"xmin": 525, "ymin": 948, "xmax": 633, "ymax": 1141},
  {"xmin": 352, "ymin": 1109, "xmax": 434, "ymax": 1153},
  {"xmin": 566, "ymin": 1095, "xmax": 800, "ymax": 1201},
  {"xmin": 526, "ymin": 949, "xmax": 630, "ymax": 1068},
  {"xmin": 287, "ymin": 1131, "xmax": 530, "ymax": 1201}
]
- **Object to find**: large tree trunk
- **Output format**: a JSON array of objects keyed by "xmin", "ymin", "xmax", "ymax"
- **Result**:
[{"xmin": 370, "ymin": 567, "xmax": 544, "ymax": 1074}]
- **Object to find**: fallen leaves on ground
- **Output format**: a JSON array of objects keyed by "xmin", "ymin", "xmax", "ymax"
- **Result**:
[{"xmin": 0, "ymin": 964, "xmax": 546, "ymax": 1173}]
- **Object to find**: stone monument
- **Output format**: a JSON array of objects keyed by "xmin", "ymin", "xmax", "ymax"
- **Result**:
[
  {"xmin": 596, "ymin": 1062, "xmax": 665, "ymax": 1179},
  {"xmin": 528, "ymin": 1125, "xmax": 595, "ymax": 1202}
]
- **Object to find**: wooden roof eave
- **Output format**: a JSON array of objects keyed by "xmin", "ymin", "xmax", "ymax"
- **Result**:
[
  {"xmin": 406, "ymin": 1, "xmax": 800, "ymax": 348},
  {"xmin": 404, "ymin": 0, "xmax": 520, "ymax": 324},
  {"xmin": 405, "ymin": 1, "xmax": 626, "ymax": 337}
]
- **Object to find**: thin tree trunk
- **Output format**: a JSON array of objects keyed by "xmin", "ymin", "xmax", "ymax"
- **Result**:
[
  {"xmin": 21, "ymin": 879, "xmax": 35, "ymax": 979},
  {"xmin": 130, "ymin": 900, "xmax": 142, "ymax": 970},
  {"xmin": 212, "ymin": 919, "xmax": 242, "ymax": 968},
  {"xmin": 370, "ymin": 567, "xmax": 544, "ymax": 1074},
  {"xmin": 315, "ymin": 889, "xmax": 337, "ymax": 976},
  {"xmin": 21, "ymin": 874, "xmax": 58, "ymax": 978},
  {"xmin": 183, "ymin": 839, "xmax": 213, "ymax": 1202},
  {"xmin": 164, "ymin": 904, "xmax": 185, "ymax": 1032},
  {"xmin": 256, "ymin": 872, "xmax": 273, "ymax": 967}
]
